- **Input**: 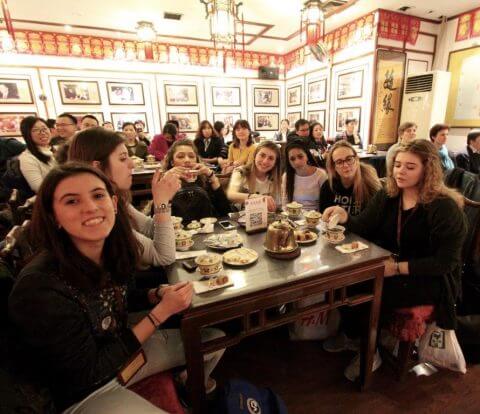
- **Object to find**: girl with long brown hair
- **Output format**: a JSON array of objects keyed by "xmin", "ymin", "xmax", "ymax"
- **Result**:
[
  {"xmin": 9, "ymin": 163, "xmax": 224, "ymax": 412},
  {"xmin": 227, "ymin": 140, "xmax": 282, "ymax": 212},
  {"xmin": 68, "ymin": 127, "xmax": 180, "ymax": 268},
  {"xmin": 323, "ymin": 140, "xmax": 467, "ymax": 381}
]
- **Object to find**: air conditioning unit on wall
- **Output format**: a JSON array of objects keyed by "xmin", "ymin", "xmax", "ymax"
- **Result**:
[{"xmin": 400, "ymin": 71, "xmax": 451, "ymax": 140}]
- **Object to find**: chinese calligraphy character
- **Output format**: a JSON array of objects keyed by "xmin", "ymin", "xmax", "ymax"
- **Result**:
[
  {"xmin": 382, "ymin": 93, "xmax": 394, "ymax": 114},
  {"xmin": 383, "ymin": 69, "xmax": 397, "ymax": 91}
]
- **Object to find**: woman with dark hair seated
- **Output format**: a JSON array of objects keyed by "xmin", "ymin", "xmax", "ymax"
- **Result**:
[
  {"xmin": 18, "ymin": 116, "xmax": 57, "ymax": 193},
  {"xmin": 9, "ymin": 163, "xmax": 224, "ymax": 412},
  {"xmin": 282, "ymin": 139, "xmax": 327, "ymax": 211},
  {"xmin": 323, "ymin": 140, "xmax": 467, "ymax": 381},
  {"xmin": 193, "ymin": 120, "xmax": 227, "ymax": 166},
  {"xmin": 122, "ymin": 122, "xmax": 148, "ymax": 160},
  {"xmin": 148, "ymin": 124, "xmax": 178, "ymax": 162},
  {"xmin": 306, "ymin": 122, "xmax": 328, "ymax": 168},
  {"xmin": 69, "ymin": 127, "xmax": 179, "ymax": 269},
  {"xmin": 163, "ymin": 139, "xmax": 231, "ymax": 222},
  {"xmin": 222, "ymin": 120, "xmax": 257, "ymax": 174}
]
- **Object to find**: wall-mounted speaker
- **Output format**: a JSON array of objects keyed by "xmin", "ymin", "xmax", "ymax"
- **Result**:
[{"xmin": 258, "ymin": 66, "xmax": 279, "ymax": 80}]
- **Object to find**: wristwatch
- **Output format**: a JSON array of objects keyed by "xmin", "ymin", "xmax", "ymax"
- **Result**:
[{"xmin": 154, "ymin": 203, "xmax": 171, "ymax": 214}]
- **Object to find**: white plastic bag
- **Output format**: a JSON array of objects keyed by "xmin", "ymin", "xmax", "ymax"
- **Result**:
[
  {"xmin": 289, "ymin": 294, "xmax": 340, "ymax": 341},
  {"xmin": 418, "ymin": 322, "xmax": 467, "ymax": 374}
]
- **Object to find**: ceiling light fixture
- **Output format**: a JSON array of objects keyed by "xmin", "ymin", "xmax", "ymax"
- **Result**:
[
  {"xmin": 200, "ymin": 0, "xmax": 242, "ymax": 48},
  {"xmin": 301, "ymin": 0, "xmax": 325, "ymax": 46},
  {"xmin": 136, "ymin": 21, "xmax": 156, "ymax": 42}
]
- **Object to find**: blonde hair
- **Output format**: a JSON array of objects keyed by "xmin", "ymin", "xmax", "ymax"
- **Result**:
[
  {"xmin": 326, "ymin": 140, "xmax": 381, "ymax": 207},
  {"xmin": 386, "ymin": 139, "xmax": 463, "ymax": 207},
  {"xmin": 241, "ymin": 140, "xmax": 282, "ymax": 198}
]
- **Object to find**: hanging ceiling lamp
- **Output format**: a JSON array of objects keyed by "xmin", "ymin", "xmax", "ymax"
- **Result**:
[
  {"xmin": 136, "ymin": 21, "xmax": 156, "ymax": 42},
  {"xmin": 200, "ymin": 0, "xmax": 242, "ymax": 48},
  {"xmin": 301, "ymin": 0, "xmax": 325, "ymax": 46}
]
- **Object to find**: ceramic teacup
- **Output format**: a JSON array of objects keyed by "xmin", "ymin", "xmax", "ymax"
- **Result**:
[{"xmin": 325, "ymin": 225, "xmax": 345, "ymax": 242}]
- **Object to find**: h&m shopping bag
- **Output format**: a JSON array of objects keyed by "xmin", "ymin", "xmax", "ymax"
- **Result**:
[{"xmin": 418, "ymin": 322, "xmax": 467, "ymax": 373}]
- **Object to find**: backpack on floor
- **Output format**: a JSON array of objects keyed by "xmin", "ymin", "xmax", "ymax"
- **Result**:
[{"xmin": 211, "ymin": 379, "xmax": 288, "ymax": 414}]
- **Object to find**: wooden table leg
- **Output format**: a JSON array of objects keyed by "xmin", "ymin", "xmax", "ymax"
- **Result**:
[
  {"xmin": 360, "ymin": 266, "xmax": 384, "ymax": 390},
  {"xmin": 181, "ymin": 317, "xmax": 206, "ymax": 414}
]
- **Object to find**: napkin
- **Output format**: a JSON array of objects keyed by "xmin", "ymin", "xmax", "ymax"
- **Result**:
[
  {"xmin": 335, "ymin": 241, "xmax": 369, "ymax": 254},
  {"xmin": 175, "ymin": 250, "xmax": 207, "ymax": 260}
]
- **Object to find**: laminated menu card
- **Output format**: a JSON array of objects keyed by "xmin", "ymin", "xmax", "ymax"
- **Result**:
[{"xmin": 244, "ymin": 196, "xmax": 268, "ymax": 233}]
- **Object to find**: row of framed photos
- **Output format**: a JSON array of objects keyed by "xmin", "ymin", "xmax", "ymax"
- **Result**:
[
  {"xmin": 287, "ymin": 106, "xmax": 361, "ymax": 133},
  {"xmin": 0, "ymin": 78, "xmax": 281, "ymax": 108},
  {"xmin": 287, "ymin": 69, "xmax": 364, "ymax": 107}
]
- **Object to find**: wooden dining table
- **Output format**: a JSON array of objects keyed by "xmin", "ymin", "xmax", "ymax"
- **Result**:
[{"xmin": 167, "ymin": 222, "xmax": 391, "ymax": 413}]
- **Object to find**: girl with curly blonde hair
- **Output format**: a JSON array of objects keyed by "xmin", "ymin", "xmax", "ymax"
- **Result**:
[{"xmin": 322, "ymin": 139, "xmax": 467, "ymax": 382}]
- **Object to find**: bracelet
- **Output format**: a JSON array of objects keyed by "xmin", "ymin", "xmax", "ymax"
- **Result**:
[
  {"xmin": 395, "ymin": 261, "xmax": 400, "ymax": 274},
  {"xmin": 147, "ymin": 313, "xmax": 159, "ymax": 328},
  {"xmin": 149, "ymin": 312, "xmax": 161, "ymax": 326},
  {"xmin": 154, "ymin": 203, "xmax": 171, "ymax": 215}
]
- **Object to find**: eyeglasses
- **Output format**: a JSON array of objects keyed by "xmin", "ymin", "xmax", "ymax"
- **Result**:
[
  {"xmin": 333, "ymin": 155, "xmax": 356, "ymax": 167},
  {"xmin": 31, "ymin": 128, "xmax": 49, "ymax": 134}
]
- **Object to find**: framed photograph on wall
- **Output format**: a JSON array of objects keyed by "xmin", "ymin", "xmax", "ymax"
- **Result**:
[
  {"xmin": 336, "ymin": 107, "xmax": 361, "ymax": 133},
  {"xmin": 287, "ymin": 112, "xmax": 301, "ymax": 125},
  {"xmin": 254, "ymin": 113, "xmax": 279, "ymax": 131},
  {"xmin": 445, "ymin": 46, "xmax": 480, "ymax": 127},
  {"xmin": 107, "ymin": 82, "xmax": 144, "ymax": 105},
  {"xmin": 254, "ymin": 87, "xmax": 279, "ymax": 107},
  {"xmin": 0, "ymin": 113, "xmax": 36, "ymax": 137},
  {"xmin": 164, "ymin": 84, "xmax": 198, "ymax": 106},
  {"xmin": 70, "ymin": 112, "xmax": 105, "ymax": 128},
  {"xmin": 213, "ymin": 113, "xmax": 241, "ymax": 129},
  {"xmin": 58, "ymin": 80, "xmax": 101, "ymax": 105},
  {"xmin": 212, "ymin": 86, "xmax": 241, "ymax": 106},
  {"xmin": 287, "ymin": 85, "xmax": 302, "ymax": 106},
  {"xmin": 167, "ymin": 112, "xmax": 200, "ymax": 133},
  {"xmin": 111, "ymin": 112, "xmax": 148, "ymax": 132},
  {"xmin": 0, "ymin": 79, "xmax": 33, "ymax": 104},
  {"xmin": 337, "ymin": 70, "xmax": 363, "ymax": 100},
  {"xmin": 307, "ymin": 110, "xmax": 326, "ymax": 127},
  {"xmin": 308, "ymin": 79, "xmax": 326, "ymax": 104}
]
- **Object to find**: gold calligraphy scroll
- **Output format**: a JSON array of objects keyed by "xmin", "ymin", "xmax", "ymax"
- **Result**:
[{"xmin": 372, "ymin": 50, "xmax": 406, "ymax": 146}]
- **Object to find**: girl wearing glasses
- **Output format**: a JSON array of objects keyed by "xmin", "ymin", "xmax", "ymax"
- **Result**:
[
  {"xmin": 18, "ymin": 116, "xmax": 57, "ymax": 193},
  {"xmin": 319, "ymin": 141, "xmax": 380, "ymax": 215},
  {"xmin": 322, "ymin": 140, "xmax": 466, "ymax": 381},
  {"xmin": 282, "ymin": 139, "xmax": 327, "ymax": 211}
]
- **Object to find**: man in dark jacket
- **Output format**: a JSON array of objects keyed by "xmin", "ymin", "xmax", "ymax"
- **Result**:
[
  {"xmin": 0, "ymin": 137, "xmax": 26, "ymax": 201},
  {"xmin": 456, "ymin": 130, "xmax": 480, "ymax": 174}
]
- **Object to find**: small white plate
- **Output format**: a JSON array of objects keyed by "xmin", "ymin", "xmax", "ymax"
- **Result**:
[
  {"xmin": 200, "ymin": 217, "xmax": 218, "ymax": 225},
  {"xmin": 223, "ymin": 247, "xmax": 258, "ymax": 266},
  {"xmin": 295, "ymin": 230, "xmax": 318, "ymax": 245},
  {"xmin": 193, "ymin": 275, "xmax": 233, "ymax": 294}
]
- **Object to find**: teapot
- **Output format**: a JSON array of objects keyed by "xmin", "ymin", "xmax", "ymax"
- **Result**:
[{"xmin": 264, "ymin": 219, "xmax": 298, "ymax": 253}]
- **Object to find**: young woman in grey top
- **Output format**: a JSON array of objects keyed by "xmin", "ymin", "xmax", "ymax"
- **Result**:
[{"xmin": 68, "ymin": 127, "xmax": 179, "ymax": 268}]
